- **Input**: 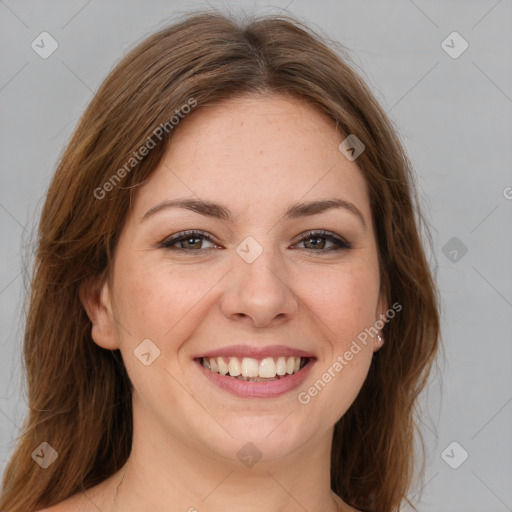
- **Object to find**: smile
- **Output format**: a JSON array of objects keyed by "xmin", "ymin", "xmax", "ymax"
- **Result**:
[
  {"xmin": 194, "ymin": 354, "xmax": 315, "ymax": 398},
  {"xmin": 200, "ymin": 356, "xmax": 309, "ymax": 381}
]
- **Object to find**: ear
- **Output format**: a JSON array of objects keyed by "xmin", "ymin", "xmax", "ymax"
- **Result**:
[
  {"xmin": 373, "ymin": 292, "xmax": 388, "ymax": 353},
  {"xmin": 79, "ymin": 275, "xmax": 120, "ymax": 350}
]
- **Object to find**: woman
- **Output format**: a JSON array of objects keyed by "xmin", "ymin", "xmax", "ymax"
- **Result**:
[{"xmin": 0, "ymin": 10, "xmax": 440, "ymax": 512}]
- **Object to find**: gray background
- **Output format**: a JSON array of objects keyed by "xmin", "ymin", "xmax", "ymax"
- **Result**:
[{"xmin": 1, "ymin": 0, "xmax": 511, "ymax": 510}]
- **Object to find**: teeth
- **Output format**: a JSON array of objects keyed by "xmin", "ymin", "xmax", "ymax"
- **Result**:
[
  {"xmin": 201, "ymin": 355, "xmax": 306, "ymax": 379},
  {"xmin": 259, "ymin": 357, "xmax": 276, "ymax": 378},
  {"xmin": 217, "ymin": 357, "xmax": 229, "ymax": 375},
  {"xmin": 241, "ymin": 357, "xmax": 259, "ymax": 378},
  {"xmin": 228, "ymin": 357, "xmax": 241, "ymax": 377},
  {"xmin": 276, "ymin": 356, "xmax": 287, "ymax": 375}
]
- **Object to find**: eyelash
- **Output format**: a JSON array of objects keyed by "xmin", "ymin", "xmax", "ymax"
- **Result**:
[{"xmin": 160, "ymin": 229, "xmax": 352, "ymax": 254}]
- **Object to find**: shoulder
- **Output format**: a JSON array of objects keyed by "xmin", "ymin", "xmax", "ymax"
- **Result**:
[
  {"xmin": 36, "ymin": 506, "xmax": 70, "ymax": 512},
  {"xmin": 35, "ymin": 504, "xmax": 75, "ymax": 512},
  {"xmin": 35, "ymin": 469, "xmax": 120, "ymax": 511},
  {"xmin": 34, "ymin": 493, "xmax": 89, "ymax": 512}
]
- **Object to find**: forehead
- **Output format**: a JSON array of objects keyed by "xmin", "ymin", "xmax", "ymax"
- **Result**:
[{"xmin": 133, "ymin": 93, "xmax": 371, "ymax": 221}]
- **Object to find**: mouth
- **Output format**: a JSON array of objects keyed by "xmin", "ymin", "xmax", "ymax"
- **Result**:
[
  {"xmin": 196, "ymin": 355, "xmax": 312, "ymax": 382},
  {"xmin": 193, "ymin": 352, "xmax": 316, "ymax": 398}
]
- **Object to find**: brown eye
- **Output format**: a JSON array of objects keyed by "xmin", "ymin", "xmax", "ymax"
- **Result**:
[
  {"xmin": 161, "ymin": 230, "xmax": 217, "ymax": 251},
  {"xmin": 175, "ymin": 236, "xmax": 203, "ymax": 250},
  {"xmin": 296, "ymin": 230, "xmax": 351, "ymax": 251}
]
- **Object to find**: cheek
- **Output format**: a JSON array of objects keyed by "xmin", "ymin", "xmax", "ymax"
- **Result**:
[
  {"xmin": 301, "ymin": 259, "xmax": 380, "ymax": 345},
  {"xmin": 304, "ymin": 262, "xmax": 379, "ymax": 415},
  {"xmin": 112, "ymin": 258, "xmax": 223, "ymax": 362},
  {"xmin": 114, "ymin": 258, "xmax": 194, "ymax": 330}
]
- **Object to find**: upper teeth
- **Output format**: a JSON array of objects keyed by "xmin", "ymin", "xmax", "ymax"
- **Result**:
[{"xmin": 202, "ymin": 356, "xmax": 303, "ymax": 378}]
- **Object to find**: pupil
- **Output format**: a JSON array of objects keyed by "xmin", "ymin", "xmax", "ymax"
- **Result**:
[
  {"xmin": 308, "ymin": 237, "xmax": 324, "ymax": 249},
  {"xmin": 183, "ymin": 237, "xmax": 200, "ymax": 249}
]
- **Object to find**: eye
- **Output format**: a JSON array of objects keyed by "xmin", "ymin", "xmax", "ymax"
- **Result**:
[
  {"xmin": 160, "ymin": 229, "xmax": 352, "ymax": 253},
  {"xmin": 160, "ymin": 230, "xmax": 219, "ymax": 252},
  {"xmin": 294, "ymin": 230, "xmax": 352, "ymax": 252}
]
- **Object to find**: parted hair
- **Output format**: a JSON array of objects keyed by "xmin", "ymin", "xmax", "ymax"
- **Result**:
[{"xmin": 0, "ymin": 10, "xmax": 440, "ymax": 512}]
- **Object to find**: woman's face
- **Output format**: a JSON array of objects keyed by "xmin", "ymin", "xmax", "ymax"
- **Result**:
[{"xmin": 89, "ymin": 93, "xmax": 387, "ymax": 465}]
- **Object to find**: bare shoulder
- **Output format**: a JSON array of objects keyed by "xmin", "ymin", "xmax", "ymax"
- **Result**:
[
  {"xmin": 35, "ymin": 504, "xmax": 73, "ymax": 512},
  {"xmin": 34, "ymin": 492, "xmax": 92, "ymax": 512},
  {"xmin": 33, "ymin": 474, "xmax": 117, "ymax": 512},
  {"xmin": 35, "ymin": 503, "xmax": 76, "ymax": 512},
  {"xmin": 331, "ymin": 491, "xmax": 365, "ymax": 512}
]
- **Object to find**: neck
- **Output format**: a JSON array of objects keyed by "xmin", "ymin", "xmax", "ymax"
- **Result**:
[{"xmin": 89, "ymin": 404, "xmax": 345, "ymax": 511}]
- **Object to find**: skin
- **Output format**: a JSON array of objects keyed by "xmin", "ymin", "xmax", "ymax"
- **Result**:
[{"xmin": 45, "ymin": 93, "xmax": 387, "ymax": 512}]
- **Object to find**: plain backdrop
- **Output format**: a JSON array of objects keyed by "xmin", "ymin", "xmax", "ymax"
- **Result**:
[{"xmin": 1, "ymin": 1, "xmax": 511, "ymax": 511}]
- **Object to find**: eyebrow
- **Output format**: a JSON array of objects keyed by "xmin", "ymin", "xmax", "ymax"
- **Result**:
[{"xmin": 140, "ymin": 197, "xmax": 366, "ymax": 228}]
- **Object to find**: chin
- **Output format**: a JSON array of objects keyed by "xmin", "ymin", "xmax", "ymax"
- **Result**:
[{"xmin": 195, "ymin": 415, "xmax": 317, "ymax": 465}]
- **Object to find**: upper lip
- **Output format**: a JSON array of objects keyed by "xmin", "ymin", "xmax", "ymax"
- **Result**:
[{"xmin": 194, "ymin": 344, "xmax": 315, "ymax": 360}]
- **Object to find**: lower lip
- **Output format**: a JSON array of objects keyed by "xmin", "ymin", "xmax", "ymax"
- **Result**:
[{"xmin": 194, "ymin": 358, "xmax": 316, "ymax": 398}]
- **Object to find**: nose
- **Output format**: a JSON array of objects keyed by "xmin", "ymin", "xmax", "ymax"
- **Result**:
[{"xmin": 220, "ymin": 244, "xmax": 299, "ymax": 328}]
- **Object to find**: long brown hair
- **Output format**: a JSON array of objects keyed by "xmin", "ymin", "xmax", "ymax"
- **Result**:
[{"xmin": 0, "ymin": 10, "xmax": 440, "ymax": 512}]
